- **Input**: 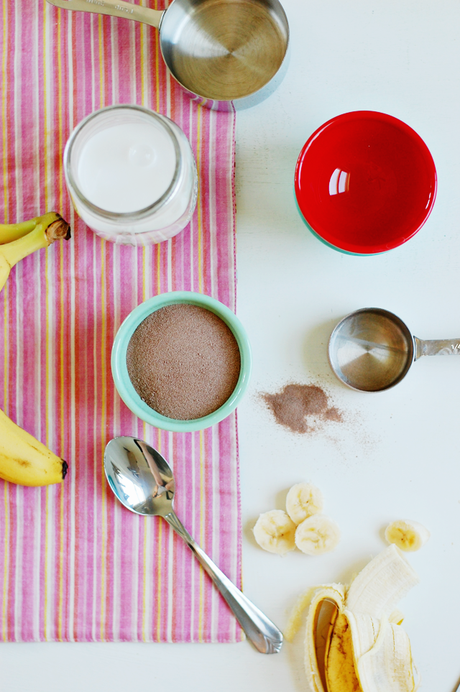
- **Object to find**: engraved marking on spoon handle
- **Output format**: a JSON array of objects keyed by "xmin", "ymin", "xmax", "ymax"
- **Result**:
[{"xmin": 164, "ymin": 511, "xmax": 283, "ymax": 654}]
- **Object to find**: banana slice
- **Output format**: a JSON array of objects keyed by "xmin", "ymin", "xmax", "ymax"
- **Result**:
[
  {"xmin": 286, "ymin": 482, "xmax": 323, "ymax": 524},
  {"xmin": 385, "ymin": 519, "xmax": 430, "ymax": 552},
  {"xmin": 295, "ymin": 514, "xmax": 340, "ymax": 555},
  {"xmin": 253, "ymin": 509, "xmax": 296, "ymax": 555}
]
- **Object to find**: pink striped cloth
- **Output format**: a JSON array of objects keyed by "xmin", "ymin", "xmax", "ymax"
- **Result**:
[{"xmin": 0, "ymin": 0, "xmax": 243, "ymax": 642}]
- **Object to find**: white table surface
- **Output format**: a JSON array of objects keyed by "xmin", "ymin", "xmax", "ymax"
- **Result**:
[{"xmin": 2, "ymin": 0, "xmax": 459, "ymax": 689}]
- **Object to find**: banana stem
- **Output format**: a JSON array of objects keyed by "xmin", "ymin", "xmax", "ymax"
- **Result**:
[{"xmin": 0, "ymin": 213, "xmax": 71, "ymax": 269}]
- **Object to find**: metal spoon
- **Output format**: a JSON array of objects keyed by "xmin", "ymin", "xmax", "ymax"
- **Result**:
[
  {"xmin": 328, "ymin": 307, "xmax": 460, "ymax": 392},
  {"xmin": 104, "ymin": 436, "xmax": 283, "ymax": 654}
]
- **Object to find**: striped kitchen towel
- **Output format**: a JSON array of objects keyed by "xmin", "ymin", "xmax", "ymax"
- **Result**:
[{"xmin": 0, "ymin": 0, "xmax": 243, "ymax": 642}]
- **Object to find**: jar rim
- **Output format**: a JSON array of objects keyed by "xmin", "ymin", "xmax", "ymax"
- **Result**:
[{"xmin": 64, "ymin": 104, "xmax": 183, "ymax": 222}]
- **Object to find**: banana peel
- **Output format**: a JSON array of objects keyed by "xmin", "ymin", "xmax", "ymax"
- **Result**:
[{"xmin": 302, "ymin": 546, "xmax": 419, "ymax": 692}]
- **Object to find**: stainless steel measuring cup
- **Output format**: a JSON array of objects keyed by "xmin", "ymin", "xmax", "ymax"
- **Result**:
[
  {"xmin": 46, "ymin": 0, "xmax": 290, "ymax": 110},
  {"xmin": 328, "ymin": 307, "xmax": 460, "ymax": 392}
]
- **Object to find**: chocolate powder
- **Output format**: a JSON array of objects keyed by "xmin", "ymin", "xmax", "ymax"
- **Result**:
[
  {"xmin": 262, "ymin": 383, "xmax": 343, "ymax": 434},
  {"xmin": 126, "ymin": 304, "xmax": 241, "ymax": 420}
]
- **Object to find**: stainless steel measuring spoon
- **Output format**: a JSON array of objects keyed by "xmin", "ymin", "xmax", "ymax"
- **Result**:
[
  {"xmin": 328, "ymin": 307, "xmax": 460, "ymax": 392},
  {"xmin": 46, "ymin": 0, "xmax": 289, "ymax": 110}
]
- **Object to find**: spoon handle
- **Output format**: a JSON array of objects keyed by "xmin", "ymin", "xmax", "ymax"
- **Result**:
[
  {"xmin": 164, "ymin": 511, "xmax": 283, "ymax": 654},
  {"xmin": 46, "ymin": 0, "xmax": 163, "ymax": 30}
]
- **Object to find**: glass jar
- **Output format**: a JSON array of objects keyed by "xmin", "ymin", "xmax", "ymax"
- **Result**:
[{"xmin": 64, "ymin": 105, "xmax": 198, "ymax": 245}]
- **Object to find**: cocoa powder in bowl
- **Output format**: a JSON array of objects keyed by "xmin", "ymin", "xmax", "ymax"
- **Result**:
[{"xmin": 126, "ymin": 303, "xmax": 241, "ymax": 420}]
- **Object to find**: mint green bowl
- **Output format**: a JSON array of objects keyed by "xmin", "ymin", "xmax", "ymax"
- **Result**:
[{"xmin": 111, "ymin": 291, "xmax": 252, "ymax": 432}]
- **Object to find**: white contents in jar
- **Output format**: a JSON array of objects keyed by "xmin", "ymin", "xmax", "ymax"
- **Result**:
[{"xmin": 77, "ymin": 122, "xmax": 176, "ymax": 214}]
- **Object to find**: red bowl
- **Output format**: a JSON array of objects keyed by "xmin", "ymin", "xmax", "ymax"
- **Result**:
[{"xmin": 294, "ymin": 111, "xmax": 437, "ymax": 254}]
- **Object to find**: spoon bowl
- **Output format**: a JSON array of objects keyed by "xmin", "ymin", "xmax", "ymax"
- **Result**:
[
  {"xmin": 104, "ymin": 436, "xmax": 283, "ymax": 654},
  {"xmin": 105, "ymin": 437, "xmax": 175, "ymax": 517}
]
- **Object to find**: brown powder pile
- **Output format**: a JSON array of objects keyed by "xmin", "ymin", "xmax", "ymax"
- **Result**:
[
  {"xmin": 262, "ymin": 383, "xmax": 343, "ymax": 434},
  {"xmin": 126, "ymin": 303, "xmax": 241, "ymax": 420}
]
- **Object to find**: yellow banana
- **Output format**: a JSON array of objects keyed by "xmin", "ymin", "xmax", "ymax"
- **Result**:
[
  {"xmin": 0, "ymin": 212, "xmax": 71, "ymax": 291},
  {"xmin": 0, "ymin": 407, "xmax": 68, "ymax": 486},
  {"xmin": 0, "ymin": 212, "xmax": 70, "ymax": 244},
  {"xmin": 0, "ymin": 217, "xmax": 40, "ymax": 244},
  {"xmin": 0, "ymin": 211, "xmax": 71, "ymax": 486}
]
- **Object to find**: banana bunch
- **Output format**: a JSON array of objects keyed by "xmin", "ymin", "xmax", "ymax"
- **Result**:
[
  {"xmin": 303, "ymin": 545, "xmax": 419, "ymax": 692},
  {"xmin": 0, "ymin": 212, "xmax": 71, "ymax": 486}
]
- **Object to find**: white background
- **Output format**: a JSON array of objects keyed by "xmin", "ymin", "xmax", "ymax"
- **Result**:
[{"xmin": 1, "ymin": 0, "xmax": 459, "ymax": 689}]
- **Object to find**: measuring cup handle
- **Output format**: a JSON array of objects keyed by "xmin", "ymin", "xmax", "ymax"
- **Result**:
[
  {"xmin": 415, "ymin": 337, "xmax": 460, "ymax": 358},
  {"xmin": 46, "ymin": 0, "xmax": 163, "ymax": 30}
]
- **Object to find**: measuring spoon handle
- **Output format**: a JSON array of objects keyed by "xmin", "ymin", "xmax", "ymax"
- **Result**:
[
  {"xmin": 415, "ymin": 337, "xmax": 460, "ymax": 358},
  {"xmin": 164, "ymin": 510, "xmax": 283, "ymax": 654},
  {"xmin": 46, "ymin": 0, "xmax": 163, "ymax": 31}
]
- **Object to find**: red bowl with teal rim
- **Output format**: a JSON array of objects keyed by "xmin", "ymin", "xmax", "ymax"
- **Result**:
[{"xmin": 294, "ymin": 111, "xmax": 437, "ymax": 255}]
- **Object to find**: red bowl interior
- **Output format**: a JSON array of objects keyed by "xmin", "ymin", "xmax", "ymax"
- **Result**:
[{"xmin": 294, "ymin": 111, "xmax": 437, "ymax": 254}]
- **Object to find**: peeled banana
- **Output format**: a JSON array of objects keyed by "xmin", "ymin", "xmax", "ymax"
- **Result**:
[
  {"xmin": 303, "ymin": 545, "xmax": 419, "ymax": 692},
  {"xmin": 0, "ymin": 212, "xmax": 71, "ymax": 486},
  {"xmin": 385, "ymin": 519, "xmax": 430, "ymax": 552}
]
